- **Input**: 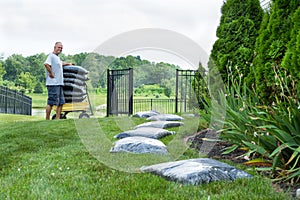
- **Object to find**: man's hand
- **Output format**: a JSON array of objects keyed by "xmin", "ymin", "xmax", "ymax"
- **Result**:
[
  {"xmin": 45, "ymin": 63, "xmax": 55, "ymax": 78},
  {"xmin": 49, "ymin": 72, "xmax": 55, "ymax": 78},
  {"xmin": 62, "ymin": 62, "xmax": 75, "ymax": 66}
]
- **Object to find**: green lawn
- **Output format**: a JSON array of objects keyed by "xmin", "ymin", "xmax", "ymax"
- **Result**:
[
  {"xmin": 28, "ymin": 93, "xmax": 107, "ymax": 109},
  {"xmin": 29, "ymin": 92, "xmax": 177, "ymax": 115},
  {"xmin": 27, "ymin": 93, "xmax": 48, "ymax": 108},
  {"xmin": 0, "ymin": 114, "xmax": 292, "ymax": 200}
]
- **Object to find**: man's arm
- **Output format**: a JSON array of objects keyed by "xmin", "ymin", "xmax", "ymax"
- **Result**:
[
  {"xmin": 44, "ymin": 63, "xmax": 55, "ymax": 78},
  {"xmin": 62, "ymin": 62, "xmax": 75, "ymax": 66}
]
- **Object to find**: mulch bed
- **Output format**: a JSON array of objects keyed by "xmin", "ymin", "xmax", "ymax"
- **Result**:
[
  {"xmin": 188, "ymin": 129, "xmax": 248, "ymax": 164},
  {"xmin": 187, "ymin": 129, "xmax": 299, "ymax": 199}
]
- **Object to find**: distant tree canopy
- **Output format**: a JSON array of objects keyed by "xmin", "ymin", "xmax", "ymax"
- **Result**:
[
  {"xmin": 17, "ymin": 72, "xmax": 36, "ymax": 93},
  {"xmin": 3, "ymin": 1, "xmax": 299, "ymax": 103},
  {"xmin": 0, "ymin": 52, "xmax": 181, "ymax": 95}
]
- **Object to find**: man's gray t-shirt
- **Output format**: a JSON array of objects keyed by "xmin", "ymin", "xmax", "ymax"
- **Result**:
[{"xmin": 44, "ymin": 53, "xmax": 64, "ymax": 86}]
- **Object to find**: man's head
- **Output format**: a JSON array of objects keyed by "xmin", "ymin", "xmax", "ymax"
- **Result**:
[{"xmin": 53, "ymin": 42, "xmax": 63, "ymax": 55}]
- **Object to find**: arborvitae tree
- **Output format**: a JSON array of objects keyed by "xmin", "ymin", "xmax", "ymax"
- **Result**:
[
  {"xmin": 0, "ymin": 60, "xmax": 5, "ymax": 83},
  {"xmin": 210, "ymin": 0, "xmax": 263, "ymax": 84},
  {"xmin": 251, "ymin": 0, "xmax": 300, "ymax": 102},
  {"xmin": 282, "ymin": 7, "xmax": 300, "ymax": 79},
  {"xmin": 206, "ymin": 56, "xmax": 225, "ymax": 99},
  {"xmin": 193, "ymin": 62, "xmax": 208, "ymax": 109},
  {"xmin": 245, "ymin": 10, "xmax": 271, "ymax": 89}
]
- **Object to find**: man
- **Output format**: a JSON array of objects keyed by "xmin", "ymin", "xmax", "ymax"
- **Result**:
[{"xmin": 44, "ymin": 42, "xmax": 73, "ymax": 120}]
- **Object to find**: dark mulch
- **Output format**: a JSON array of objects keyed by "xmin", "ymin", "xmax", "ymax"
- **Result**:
[
  {"xmin": 188, "ymin": 129, "xmax": 248, "ymax": 164},
  {"xmin": 187, "ymin": 129, "xmax": 299, "ymax": 199}
]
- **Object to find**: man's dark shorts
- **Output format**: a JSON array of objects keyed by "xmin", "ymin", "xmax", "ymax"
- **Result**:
[{"xmin": 47, "ymin": 85, "xmax": 65, "ymax": 106}]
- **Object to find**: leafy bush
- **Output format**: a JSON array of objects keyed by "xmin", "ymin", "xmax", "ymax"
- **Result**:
[
  {"xmin": 134, "ymin": 84, "xmax": 165, "ymax": 96},
  {"xmin": 220, "ymin": 84, "xmax": 299, "ymax": 183},
  {"xmin": 200, "ymin": 66, "xmax": 300, "ymax": 184},
  {"xmin": 33, "ymin": 82, "xmax": 44, "ymax": 93}
]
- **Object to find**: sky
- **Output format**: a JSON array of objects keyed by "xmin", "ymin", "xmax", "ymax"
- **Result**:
[{"xmin": 0, "ymin": 0, "xmax": 224, "ymax": 68}]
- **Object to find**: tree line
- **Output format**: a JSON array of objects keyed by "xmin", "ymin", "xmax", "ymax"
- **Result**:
[
  {"xmin": 1, "ymin": 0, "xmax": 299, "ymax": 103},
  {"xmin": 0, "ymin": 53, "xmax": 179, "ymax": 97}
]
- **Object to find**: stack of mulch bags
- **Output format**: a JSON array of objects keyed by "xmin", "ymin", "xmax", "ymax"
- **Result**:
[{"xmin": 63, "ymin": 65, "xmax": 89, "ymax": 103}]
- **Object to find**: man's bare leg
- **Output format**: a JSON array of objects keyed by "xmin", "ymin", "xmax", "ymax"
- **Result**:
[
  {"xmin": 46, "ymin": 104, "xmax": 52, "ymax": 120},
  {"xmin": 56, "ymin": 105, "xmax": 63, "ymax": 120}
]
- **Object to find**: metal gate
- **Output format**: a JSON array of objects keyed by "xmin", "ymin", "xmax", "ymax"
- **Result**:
[
  {"xmin": 107, "ymin": 68, "xmax": 133, "ymax": 116},
  {"xmin": 175, "ymin": 69, "xmax": 205, "ymax": 113},
  {"xmin": 107, "ymin": 68, "xmax": 205, "ymax": 116}
]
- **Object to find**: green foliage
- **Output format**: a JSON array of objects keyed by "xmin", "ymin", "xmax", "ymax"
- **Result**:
[
  {"xmin": 211, "ymin": 0, "xmax": 300, "ymax": 103},
  {"xmin": 134, "ymin": 84, "xmax": 164, "ymax": 97},
  {"xmin": 200, "ymin": 68, "xmax": 300, "ymax": 184},
  {"xmin": 2, "ymin": 53, "xmax": 46, "ymax": 86},
  {"xmin": 282, "ymin": 7, "xmax": 300, "ymax": 81},
  {"xmin": 193, "ymin": 63, "xmax": 209, "ymax": 109},
  {"xmin": 72, "ymin": 52, "xmax": 89, "ymax": 66},
  {"xmin": 163, "ymin": 86, "xmax": 172, "ymax": 98},
  {"xmin": 1, "ymin": 52, "xmax": 180, "ymax": 95},
  {"xmin": 16, "ymin": 72, "xmax": 36, "ymax": 93},
  {"xmin": 1, "ymin": 80, "xmax": 15, "ymax": 89},
  {"xmin": 161, "ymin": 77, "xmax": 176, "ymax": 97},
  {"xmin": 0, "ymin": 60, "xmax": 5, "ymax": 83},
  {"xmin": 26, "ymin": 53, "xmax": 47, "ymax": 83},
  {"xmin": 251, "ymin": 0, "xmax": 300, "ymax": 102},
  {"xmin": 94, "ymin": 87, "xmax": 107, "ymax": 94},
  {"xmin": 33, "ymin": 82, "xmax": 44, "ymax": 94},
  {"xmin": 81, "ymin": 53, "xmax": 113, "ymax": 88},
  {"xmin": 210, "ymin": 0, "xmax": 263, "ymax": 84},
  {"xmin": 132, "ymin": 61, "xmax": 178, "ymax": 87},
  {"xmin": 3, "ymin": 54, "xmax": 27, "ymax": 81}
]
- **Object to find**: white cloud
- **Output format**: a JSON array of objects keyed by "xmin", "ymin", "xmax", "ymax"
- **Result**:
[{"xmin": 0, "ymin": 0, "xmax": 223, "ymax": 64}]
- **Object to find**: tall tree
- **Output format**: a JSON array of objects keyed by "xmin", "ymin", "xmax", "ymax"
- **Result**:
[
  {"xmin": 0, "ymin": 60, "xmax": 5, "ymax": 83},
  {"xmin": 27, "ymin": 53, "xmax": 47, "ymax": 83},
  {"xmin": 251, "ymin": 0, "xmax": 300, "ymax": 102},
  {"xmin": 282, "ymin": 7, "xmax": 300, "ymax": 79},
  {"xmin": 210, "ymin": 0, "xmax": 263, "ymax": 84},
  {"xmin": 16, "ymin": 72, "xmax": 36, "ymax": 93},
  {"xmin": 73, "ymin": 52, "xmax": 89, "ymax": 66},
  {"xmin": 3, "ymin": 54, "xmax": 27, "ymax": 82}
]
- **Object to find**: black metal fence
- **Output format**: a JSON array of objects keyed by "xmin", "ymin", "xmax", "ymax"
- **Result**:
[
  {"xmin": 0, "ymin": 86, "xmax": 32, "ymax": 115},
  {"xmin": 133, "ymin": 98, "xmax": 176, "ymax": 114}
]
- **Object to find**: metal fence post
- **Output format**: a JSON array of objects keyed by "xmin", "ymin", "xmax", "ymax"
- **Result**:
[
  {"xmin": 5, "ymin": 87, "xmax": 8, "ymax": 113},
  {"xmin": 106, "ymin": 69, "xmax": 111, "ymax": 117},
  {"xmin": 128, "ymin": 68, "xmax": 133, "ymax": 115},
  {"xmin": 13, "ymin": 90, "xmax": 17, "ymax": 114},
  {"xmin": 21, "ymin": 92, "xmax": 25, "ymax": 115},
  {"xmin": 175, "ymin": 69, "xmax": 179, "ymax": 113}
]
